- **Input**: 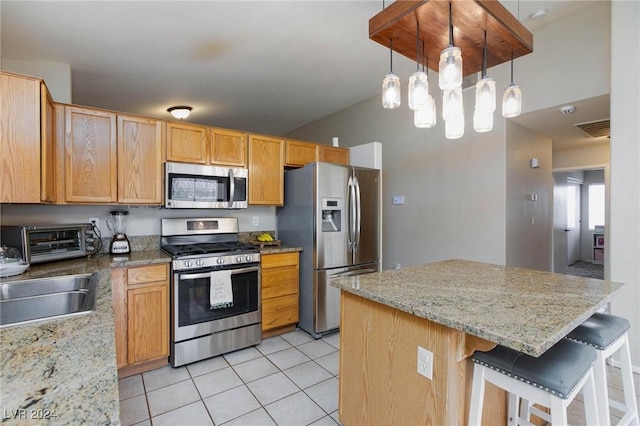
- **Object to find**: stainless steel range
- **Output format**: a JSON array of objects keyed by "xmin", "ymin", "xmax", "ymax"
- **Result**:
[{"xmin": 161, "ymin": 217, "xmax": 261, "ymax": 367}]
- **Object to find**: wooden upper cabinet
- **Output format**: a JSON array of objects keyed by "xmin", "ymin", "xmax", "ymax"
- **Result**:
[
  {"xmin": 248, "ymin": 134, "xmax": 284, "ymax": 206},
  {"xmin": 0, "ymin": 73, "xmax": 42, "ymax": 203},
  {"xmin": 210, "ymin": 127, "xmax": 247, "ymax": 167},
  {"xmin": 166, "ymin": 121, "xmax": 209, "ymax": 164},
  {"xmin": 285, "ymin": 139, "xmax": 318, "ymax": 167},
  {"xmin": 117, "ymin": 114, "xmax": 164, "ymax": 204},
  {"xmin": 64, "ymin": 106, "xmax": 117, "ymax": 203},
  {"xmin": 40, "ymin": 84, "xmax": 57, "ymax": 203},
  {"xmin": 318, "ymin": 145, "xmax": 350, "ymax": 165}
]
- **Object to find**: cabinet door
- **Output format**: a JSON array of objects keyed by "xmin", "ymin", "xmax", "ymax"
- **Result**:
[
  {"xmin": 117, "ymin": 115, "xmax": 163, "ymax": 204},
  {"xmin": 262, "ymin": 252, "xmax": 300, "ymax": 299},
  {"xmin": 262, "ymin": 294, "xmax": 299, "ymax": 331},
  {"xmin": 65, "ymin": 106, "xmax": 117, "ymax": 202},
  {"xmin": 111, "ymin": 268, "xmax": 128, "ymax": 369},
  {"xmin": 166, "ymin": 122, "xmax": 209, "ymax": 164},
  {"xmin": 285, "ymin": 139, "xmax": 318, "ymax": 167},
  {"xmin": 318, "ymin": 145, "xmax": 349, "ymax": 165},
  {"xmin": 40, "ymin": 83, "xmax": 57, "ymax": 203},
  {"xmin": 248, "ymin": 134, "xmax": 284, "ymax": 205},
  {"xmin": 127, "ymin": 284, "xmax": 169, "ymax": 364},
  {"xmin": 211, "ymin": 127, "xmax": 247, "ymax": 167},
  {"xmin": 0, "ymin": 73, "xmax": 41, "ymax": 203}
]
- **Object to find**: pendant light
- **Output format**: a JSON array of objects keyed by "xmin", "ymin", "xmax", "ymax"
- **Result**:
[
  {"xmin": 474, "ymin": 31, "xmax": 496, "ymax": 132},
  {"xmin": 438, "ymin": 2, "xmax": 463, "ymax": 91},
  {"xmin": 443, "ymin": 87, "xmax": 464, "ymax": 139},
  {"xmin": 414, "ymin": 41, "xmax": 437, "ymax": 128},
  {"xmin": 382, "ymin": 38, "xmax": 401, "ymax": 109},
  {"xmin": 408, "ymin": 22, "xmax": 429, "ymax": 111},
  {"xmin": 502, "ymin": 52, "xmax": 522, "ymax": 117}
]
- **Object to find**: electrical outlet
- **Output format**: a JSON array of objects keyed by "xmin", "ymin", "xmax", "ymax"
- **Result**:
[
  {"xmin": 392, "ymin": 195, "xmax": 405, "ymax": 205},
  {"xmin": 395, "ymin": 263, "xmax": 401, "ymax": 269},
  {"xmin": 252, "ymin": 217, "xmax": 259, "ymax": 226},
  {"xmin": 417, "ymin": 346, "xmax": 433, "ymax": 380},
  {"xmin": 89, "ymin": 217, "xmax": 99, "ymax": 228}
]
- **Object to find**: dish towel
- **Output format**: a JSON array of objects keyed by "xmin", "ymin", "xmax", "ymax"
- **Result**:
[{"xmin": 209, "ymin": 270, "xmax": 233, "ymax": 309}]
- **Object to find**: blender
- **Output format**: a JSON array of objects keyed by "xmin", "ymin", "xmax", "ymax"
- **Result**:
[{"xmin": 106, "ymin": 210, "xmax": 131, "ymax": 254}]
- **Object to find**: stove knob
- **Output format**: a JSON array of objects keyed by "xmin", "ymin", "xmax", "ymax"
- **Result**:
[
  {"xmin": 216, "ymin": 258, "xmax": 225, "ymax": 265},
  {"xmin": 184, "ymin": 260, "xmax": 193, "ymax": 268},
  {"xmin": 195, "ymin": 259, "xmax": 204, "ymax": 267},
  {"xmin": 236, "ymin": 256, "xmax": 243, "ymax": 263},
  {"xmin": 245, "ymin": 255, "xmax": 253, "ymax": 262}
]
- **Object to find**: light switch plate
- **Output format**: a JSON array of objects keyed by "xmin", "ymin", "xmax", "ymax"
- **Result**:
[{"xmin": 392, "ymin": 195, "xmax": 405, "ymax": 205}]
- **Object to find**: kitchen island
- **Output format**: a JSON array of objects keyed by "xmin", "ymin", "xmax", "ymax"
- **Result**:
[{"xmin": 331, "ymin": 259, "xmax": 624, "ymax": 426}]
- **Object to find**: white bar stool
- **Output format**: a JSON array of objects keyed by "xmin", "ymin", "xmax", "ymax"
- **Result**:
[
  {"xmin": 567, "ymin": 313, "xmax": 639, "ymax": 426},
  {"xmin": 468, "ymin": 339, "xmax": 599, "ymax": 426}
]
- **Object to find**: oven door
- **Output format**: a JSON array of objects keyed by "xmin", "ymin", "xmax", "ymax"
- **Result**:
[
  {"xmin": 165, "ymin": 162, "xmax": 248, "ymax": 209},
  {"xmin": 173, "ymin": 264, "xmax": 260, "ymax": 342}
]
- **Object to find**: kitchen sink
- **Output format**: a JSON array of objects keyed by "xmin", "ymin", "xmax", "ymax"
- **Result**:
[{"xmin": 0, "ymin": 273, "xmax": 98, "ymax": 328}]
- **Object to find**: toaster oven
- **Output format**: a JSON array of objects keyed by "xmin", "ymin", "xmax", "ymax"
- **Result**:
[{"xmin": 0, "ymin": 224, "xmax": 99, "ymax": 264}]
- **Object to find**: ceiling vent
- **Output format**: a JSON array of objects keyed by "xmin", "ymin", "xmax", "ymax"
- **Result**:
[
  {"xmin": 462, "ymin": 72, "xmax": 480, "ymax": 90},
  {"xmin": 575, "ymin": 119, "xmax": 610, "ymax": 138}
]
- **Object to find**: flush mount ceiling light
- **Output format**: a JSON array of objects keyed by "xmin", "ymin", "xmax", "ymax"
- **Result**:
[
  {"xmin": 167, "ymin": 106, "xmax": 192, "ymax": 120},
  {"xmin": 370, "ymin": 0, "xmax": 532, "ymax": 139}
]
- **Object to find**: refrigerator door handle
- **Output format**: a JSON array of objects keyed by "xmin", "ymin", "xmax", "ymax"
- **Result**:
[
  {"xmin": 347, "ymin": 175, "xmax": 355, "ymax": 251},
  {"xmin": 354, "ymin": 175, "xmax": 361, "ymax": 252},
  {"xmin": 329, "ymin": 268, "xmax": 377, "ymax": 279}
]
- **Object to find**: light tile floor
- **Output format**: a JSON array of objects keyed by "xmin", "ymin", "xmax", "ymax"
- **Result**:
[
  {"xmin": 119, "ymin": 329, "xmax": 341, "ymax": 426},
  {"xmin": 119, "ymin": 328, "xmax": 639, "ymax": 426}
]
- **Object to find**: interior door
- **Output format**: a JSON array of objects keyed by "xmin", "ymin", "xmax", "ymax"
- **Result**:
[
  {"xmin": 566, "ymin": 180, "xmax": 582, "ymax": 265},
  {"xmin": 553, "ymin": 173, "xmax": 568, "ymax": 274}
]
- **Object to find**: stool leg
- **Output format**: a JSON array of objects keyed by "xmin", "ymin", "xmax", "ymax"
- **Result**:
[
  {"xmin": 468, "ymin": 365, "xmax": 486, "ymax": 426},
  {"xmin": 583, "ymin": 369, "xmax": 601, "ymax": 426},
  {"xmin": 508, "ymin": 393, "xmax": 519, "ymax": 426},
  {"xmin": 594, "ymin": 348, "xmax": 612, "ymax": 426},
  {"xmin": 550, "ymin": 396, "xmax": 568, "ymax": 426},
  {"xmin": 618, "ymin": 334, "xmax": 639, "ymax": 426}
]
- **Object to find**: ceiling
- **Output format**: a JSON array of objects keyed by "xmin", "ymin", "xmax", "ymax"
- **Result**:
[{"xmin": 1, "ymin": 0, "xmax": 607, "ymax": 149}]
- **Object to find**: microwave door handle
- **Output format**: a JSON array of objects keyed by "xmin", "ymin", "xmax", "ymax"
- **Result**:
[{"xmin": 228, "ymin": 168, "xmax": 235, "ymax": 208}]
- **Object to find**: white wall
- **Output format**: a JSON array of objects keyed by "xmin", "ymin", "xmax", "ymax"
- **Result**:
[
  {"xmin": 505, "ymin": 121, "xmax": 553, "ymax": 271},
  {"xmin": 1, "ymin": 58, "xmax": 72, "ymax": 103},
  {"xmin": 610, "ymin": 0, "xmax": 640, "ymax": 368},
  {"xmin": 553, "ymin": 142, "xmax": 610, "ymax": 170}
]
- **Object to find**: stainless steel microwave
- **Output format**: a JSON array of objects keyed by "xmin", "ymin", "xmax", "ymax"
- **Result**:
[
  {"xmin": 0, "ymin": 224, "xmax": 99, "ymax": 264},
  {"xmin": 165, "ymin": 162, "xmax": 248, "ymax": 209}
]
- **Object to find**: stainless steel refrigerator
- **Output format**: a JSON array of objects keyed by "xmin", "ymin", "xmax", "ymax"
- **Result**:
[{"xmin": 277, "ymin": 162, "xmax": 381, "ymax": 338}]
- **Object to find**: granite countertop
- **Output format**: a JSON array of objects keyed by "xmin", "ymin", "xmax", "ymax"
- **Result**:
[
  {"xmin": 259, "ymin": 244, "xmax": 303, "ymax": 255},
  {"xmin": 331, "ymin": 259, "xmax": 624, "ymax": 357},
  {"xmin": 0, "ymin": 250, "xmax": 171, "ymax": 425}
]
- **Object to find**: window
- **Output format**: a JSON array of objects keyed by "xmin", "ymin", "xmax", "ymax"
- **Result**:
[{"xmin": 588, "ymin": 183, "xmax": 605, "ymax": 230}]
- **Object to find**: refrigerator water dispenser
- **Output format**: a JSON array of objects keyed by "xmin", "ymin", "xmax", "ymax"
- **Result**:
[{"xmin": 321, "ymin": 197, "xmax": 342, "ymax": 232}]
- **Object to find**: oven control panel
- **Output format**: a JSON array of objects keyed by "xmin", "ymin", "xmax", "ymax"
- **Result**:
[{"xmin": 172, "ymin": 253, "xmax": 260, "ymax": 271}]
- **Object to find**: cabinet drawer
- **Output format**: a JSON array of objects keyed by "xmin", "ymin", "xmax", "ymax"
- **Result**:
[
  {"xmin": 262, "ymin": 252, "xmax": 299, "ymax": 269},
  {"xmin": 127, "ymin": 264, "xmax": 168, "ymax": 285},
  {"xmin": 262, "ymin": 266, "xmax": 299, "ymax": 299},
  {"xmin": 262, "ymin": 294, "xmax": 299, "ymax": 331}
]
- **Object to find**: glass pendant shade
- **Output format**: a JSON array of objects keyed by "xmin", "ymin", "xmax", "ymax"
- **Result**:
[
  {"xmin": 438, "ymin": 46, "xmax": 463, "ymax": 91},
  {"xmin": 473, "ymin": 109, "xmax": 494, "ymax": 133},
  {"xmin": 442, "ymin": 87, "xmax": 463, "ymax": 121},
  {"xmin": 445, "ymin": 113, "xmax": 465, "ymax": 139},
  {"xmin": 414, "ymin": 96, "xmax": 436, "ymax": 128},
  {"xmin": 475, "ymin": 78, "xmax": 496, "ymax": 112},
  {"xmin": 502, "ymin": 84, "xmax": 522, "ymax": 117},
  {"xmin": 408, "ymin": 71, "xmax": 429, "ymax": 111},
  {"xmin": 382, "ymin": 73, "xmax": 401, "ymax": 109}
]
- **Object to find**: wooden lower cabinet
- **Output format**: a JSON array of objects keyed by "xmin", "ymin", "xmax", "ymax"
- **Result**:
[
  {"xmin": 112, "ymin": 264, "xmax": 169, "ymax": 378},
  {"xmin": 261, "ymin": 252, "xmax": 299, "ymax": 337}
]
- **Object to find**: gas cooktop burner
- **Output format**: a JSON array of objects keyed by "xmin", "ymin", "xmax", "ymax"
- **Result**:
[{"xmin": 162, "ymin": 241, "xmax": 258, "ymax": 258}]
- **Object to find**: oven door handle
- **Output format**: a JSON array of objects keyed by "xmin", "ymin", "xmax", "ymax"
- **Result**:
[{"xmin": 179, "ymin": 266, "xmax": 259, "ymax": 280}]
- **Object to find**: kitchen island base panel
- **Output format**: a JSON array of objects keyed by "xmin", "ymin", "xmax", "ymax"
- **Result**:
[{"xmin": 338, "ymin": 291, "xmax": 507, "ymax": 426}]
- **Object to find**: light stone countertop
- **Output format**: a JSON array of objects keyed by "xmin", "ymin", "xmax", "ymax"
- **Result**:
[
  {"xmin": 331, "ymin": 259, "xmax": 624, "ymax": 357},
  {"xmin": 0, "ymin": 250, "xmax": 171, "ymax": 425},
  {"xmin": 259, "ymin": 244, "xmax": 303, "ymax": 255}
]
